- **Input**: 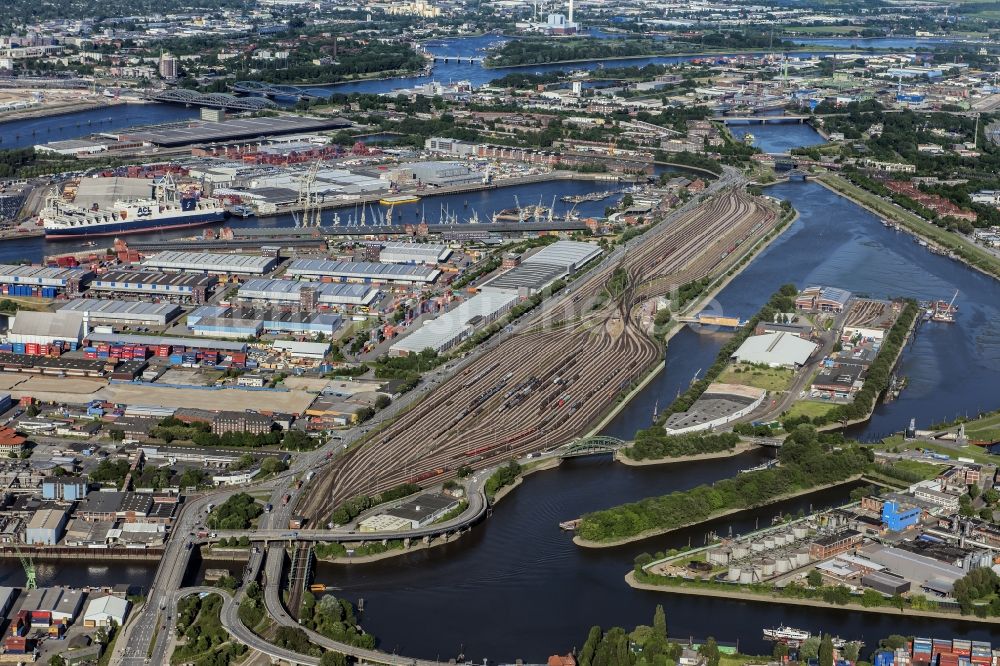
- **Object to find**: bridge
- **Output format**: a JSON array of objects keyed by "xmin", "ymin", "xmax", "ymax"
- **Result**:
[
  {"xmin": 432, "ymin": 55, "xmax": 484, "ymax": 63},
  {"xmin": 146, "ymin": 88, "xmax": 279, "ymax": 111},
  {"xmin": 556, "ymin": 435, "xmax": 628, "ymax": 458},
  {"xmin": 232, "ymin": 80, "xmax": 326, "ymax": 100},
  {"xmin": 719, "ymin": 115, "xmax": 810, "ymax": 125},
  {"xmin": 677, "ymin": 313, "xmax": 747, "ymax": 329}
]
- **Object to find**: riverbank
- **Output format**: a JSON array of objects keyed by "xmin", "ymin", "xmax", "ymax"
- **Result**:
[
  {"xmin": 572, "ymin": 475, "xmax": 862, "ymax": 549},
  {"xmin": 615, "ymin": 441, "xmax": 758, "ymax": 466},
  {"xmin": 484, "ymin": 46, "xmax": 850, "ymax": 69},
  {"xmin": 625, "ymin": 571, "xmax": 1000, "ymax": 625},
  {"xmin": 816, "ymin": 174, "xmax": 1000, "ymax": 281},
  {"xmin": 315, "ymin": 531, "xmax": 469, "ymax": 565},
  {"xmin": 0, "ymin": 98, "xmax": 121, "ymax": 126}
]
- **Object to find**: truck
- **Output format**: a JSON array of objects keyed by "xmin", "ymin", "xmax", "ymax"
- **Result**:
[{"xmin": 281, "ymin": 493, "xmax": 291, "ymax": 505}]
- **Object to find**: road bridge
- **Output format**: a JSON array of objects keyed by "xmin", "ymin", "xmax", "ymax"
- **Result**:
[
  {"xmin": 718, "ymin": 115, "xmax": 810, "ymax": 125},
  {"xmin": 432, "ymin": 55, "xmax": 484, "ymax": 63},
  {"xmin": 676, "ymin": 313, "xmax": 746, "ymax": 329}
]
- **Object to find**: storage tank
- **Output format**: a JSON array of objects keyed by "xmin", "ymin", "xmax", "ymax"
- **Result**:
[
  {"xmin": 775, "ymin": 557, "xmax": 792, "ymax": 574},
  {"xmin": 732, "ymin": 544, "xmax": 750, "ymax": 559},
  {"xmin": 795, "ymin": 548, "xmax": 811, "ymax": 567},
  {"xmin": 707, "ymin": 548, "xmax": 730, "ymax": 566},
  {"xmin": 751, "ymin": 541, "xmax": 766, "ymax": 552},
  {"xmin": 793, "ymin": 526, "xmax": 808, "ymax": 539},
  {"xmin": 727, "ymin": 566, "xmax": 742, "ymax": 582},
  {"xmin": 761, "ymin": 558, "xmax": 776, "ymax": 577},
  {"xmin": 777, "ymin": 532, "xmax": 792, "ymax": 546},
  {"xmin": 763, "ymin": 537, "xmax": 776, "ymax": 550},
  {"xmin": 738, "ymin": 569, "xmax": 755, "ymax": 584}
]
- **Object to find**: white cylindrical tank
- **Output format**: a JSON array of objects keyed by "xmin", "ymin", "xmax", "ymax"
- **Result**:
[
  {"xmin": 728, "ymin": 566, "xmax": 742, "ymax": 581},
  {"xmin": 775, "ymin": 557, "xmax": 792, "ymax": 574},
  {"xmin": 751, "ymin": 541, "xmax": 766, "ymax": 552},
  {"xmin": 793, "ymin": 526, "xmax": 808, "ymax": 539},
  {"xmin": 795, "ymin": 549, "xmax": 811, "ymax": 567},
  {"xmin": 763, "ymin": 537, "xmax": 776, "ymax": 550},
  {"xmin": 739, "ymin": 569, "xmax": 754, "ymax": 584},
  {"xmin": 732, "ymin": 544, "xmax": 750, "ymax": 559},
  {"xmin": 708, "ymin": 549, "xmax": 730, "ymax": 566},
  {"xmin": 762, "ymin": 558, "xmax": 776, "ymax": 576}
]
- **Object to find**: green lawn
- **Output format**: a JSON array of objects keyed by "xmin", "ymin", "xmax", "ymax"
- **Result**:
[
  {"xmin": 783, "ymin": 400, "xmax": 837, "ymax": 421},
  {"xmin": 890, "ymin": 459, "xmax": 946, "ymax": 480},
  {"xmin": 877, "ymin": 435, "xmax": 1000, "ymax": 465},
  {"xmin": 717, "ymin": 363, "xmax": 795, "ymax": 392}
]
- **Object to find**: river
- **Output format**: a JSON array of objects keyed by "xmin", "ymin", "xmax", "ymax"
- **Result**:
[
  {"xmin": 2, "ymin": 61, "xmax": 998, "ymax": 660},
  {"xmin": 312, "ymin": 124, "xmax": 1000, "ymax": 661}
]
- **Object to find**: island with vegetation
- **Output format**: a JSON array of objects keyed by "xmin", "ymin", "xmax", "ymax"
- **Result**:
[
  {"xmin": 576, "ymin": 426, "xmax": 872, "ymax": 546},
  {"xmin": 485, "ymin": 37, "xmax": 674, "ymax": 67}
]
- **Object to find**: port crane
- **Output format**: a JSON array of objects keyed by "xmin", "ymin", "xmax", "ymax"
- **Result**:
[{"xmin": 13, "ymin": 544, "xmax": 36, "ymax": 589}]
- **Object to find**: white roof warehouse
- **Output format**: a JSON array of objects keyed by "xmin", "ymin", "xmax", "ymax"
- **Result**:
[{"xmin": 389, "ymin": 291, "xmax": 518, "ymax": 356}]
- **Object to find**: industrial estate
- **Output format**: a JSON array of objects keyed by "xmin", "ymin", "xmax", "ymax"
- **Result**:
[{"xmin": 1, "ymin": 0, "xmax": 1000, "ymax": 664}]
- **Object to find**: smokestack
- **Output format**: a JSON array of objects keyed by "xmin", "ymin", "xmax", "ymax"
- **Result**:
[{"xmin": 568, "ymin": 0, "xmax": 574, "ymax": 24}]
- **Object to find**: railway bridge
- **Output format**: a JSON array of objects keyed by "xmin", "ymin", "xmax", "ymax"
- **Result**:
[
  {"xmin": 557, "ymin": 435, "xmax": 628, "ymax": 458},
  {"xmin": 432, "ymin": 55, "xmax": 484, "ymax": 63},
  {"xmin": 145, "ymin": 88, "xmax": 279, "ymax": 110},
  {"xmin": 231, "ymin": 80, "xmax": 326, "ymax": 100}
]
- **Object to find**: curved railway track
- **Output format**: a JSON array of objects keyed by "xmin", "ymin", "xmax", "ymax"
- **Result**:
[{"xmin": 299, "ymin": 187, "xmax": 778, "ymax": 523}]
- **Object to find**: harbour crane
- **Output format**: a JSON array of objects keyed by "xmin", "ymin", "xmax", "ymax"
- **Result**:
[{"xmin": 13, "ymin": 545, "xmax": 36, "ymax": 590}]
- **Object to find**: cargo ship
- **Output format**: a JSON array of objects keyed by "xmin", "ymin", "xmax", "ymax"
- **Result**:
[
  {"xmin": 40, "ymin": 176, "xmax": 225, "ymax": 239},
  {"xmin": 379, "ymin": 194, "xmax": 421, "ymax": 206}
]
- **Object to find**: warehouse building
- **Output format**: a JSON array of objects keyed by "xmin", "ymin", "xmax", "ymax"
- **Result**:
[
  {"xmin": 731, "ymin": 332, "xmax": 818, "ymax": 368},
  {"xmin": 378, "ymin": 242, "xmax": 452, "ymax": 265},
  {"xmin": 8, "ymin": 311, "xmax": 85, "ymax": 347},
  {"xmin": 861, "ymin": 570, "xmax": 911, "ymax": 596},
  {"xmin": 25, "ymin": 507, "xmax": 69, "ymax": 545},
  {"xmin": 58, "ymin": 299, "xmax": 182, "ymax": 327},
  {"xmin": 186, "ymin": 306, "xmax": 342, "ymax": 338},
  {"xmin": 85, "ymin": 332, "xmax": 247, "ymax": 355},
  {"xmin": 141, "ymin": 251, "xmax": 277, "ymax": 277},
  {"xmin": 0, "ymin": 263, "xmax": 92, "ymax": 297},
  {"xmin": 286, "ymin": 259, "xmax": 439, "ymax": 285},
  {"xmin": 389, "ymin": 291, "xmax": 517, "ymax": 356},
  {"xmin": 480, "ymin": 240, "xmax": 602, "ymax": 296},
  {"xmin": 88, "ymin": 270, "xmax": 217, "ymax": 304},
  {"xmin": 82, "ymin": 596, "xmax": 130, "ymax": 628},
  {"xmin": 392, "ymin": 161, "xmax": 482, "ymax": 187},
  {"xmin": 864, "ymin": 545, "xmax": 965, "ymax": 595},
  {"xmin": 795, "ymin": 285, "xmax": 852, "ymax": 313},
  {"xmin": 272, "ymin": 340, "xmax": 329, "ymax": 360},
  {"xmin": 19, "ymin": 587, "xmax": 84, "ymax": 624},
  {"xmin": 237, "ymin": 278, "xmax": 378, "ymax": 310}
]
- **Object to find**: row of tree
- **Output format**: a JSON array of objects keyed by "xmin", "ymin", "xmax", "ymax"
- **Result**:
[
  {"xmin": 624, "ymin": 431, "xmax": 741, "ymax": 461},
  {"xmin": 577, "ymin": 426, "xmax": 872, "ymax": 542}
]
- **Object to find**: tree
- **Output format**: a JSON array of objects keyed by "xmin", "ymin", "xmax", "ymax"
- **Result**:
[
  {"xmin": 807, "ymin": 569, "xmax": 823, "ymax": 587},
  {"xmin": 800, "ymin": 637, "xmax": 821, "ymax": 660},
  {"xmin": 321, "ymin": 653, "xmax": 348, "ymax": 666},
  {"xmin": 49, "ymin": 656, "xmax": 66, "ymax": 666},
  {"xmin": 773, "ymin": 643, "xmax": 789, "ymax": 660},
  {"xmin": 699, "ymin": 637, "xmax": 720, "ymax": 666},
  {"xmin": 843, "ymin": 642, "xmax": 862, "ymax": 663},
  {"xmin": 108, "ymin": 428, "xmax": 125, "ymax": 443},
  {"xmin": 26, "ymin": 403, "xmax": 39, "ymax": 417},
  {"xmin": 653, "ymin": 604, "xmax": 667, "ymax": 641},
  {"xmin": 819, "ymin": 634, "xmax": 834, "ymax": 666},
  {"xmin": 860, "ymin": 589, "xmax": 884, "ymax": 607},
  {"xmin": 881, "ymin": 635, "xmax": 908, "ymax": 651}
]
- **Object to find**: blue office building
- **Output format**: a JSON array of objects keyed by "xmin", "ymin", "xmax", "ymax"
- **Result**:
[{"xmin": 882, "ymin": 500, "xmax": 920, "ymax": 531}]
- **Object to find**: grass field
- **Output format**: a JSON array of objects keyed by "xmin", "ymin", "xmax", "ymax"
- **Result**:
[
  {"xmin": 878, "ymin": 435, "xmax": 1000, "ymax": 465},
  {"xmin": 717, "ymin": 363, "xmax": 795, "ymax": 392},
  {"xmin": 783, "ymin": 400, "xmax": 837, "ymax": 421},
  {"xmin": 889, "ymin": 458, "xmax": 946, "ymax": 480}
]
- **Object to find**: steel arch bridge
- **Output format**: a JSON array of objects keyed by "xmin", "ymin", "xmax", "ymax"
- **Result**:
[
  {"xmin": 233, "ymin": 81, "xmax": 326, "ymax": 100},
  {"xmin": 147, "ymin": 88, "xmax": 279, "ymax": 110},
  {"xmin": 558, "ymin": 435, "xmax": 627, "ymax": 458}
]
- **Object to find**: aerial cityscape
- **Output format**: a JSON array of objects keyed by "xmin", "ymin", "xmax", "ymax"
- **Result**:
[{"xmin": 1, "ymin": 0, "xmax": 1000, "ymax": 664}]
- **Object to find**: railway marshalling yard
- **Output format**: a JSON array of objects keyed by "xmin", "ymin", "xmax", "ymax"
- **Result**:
[{"xmin": 301, "ymin": 183, "xmax": 781, "ymax": 523}]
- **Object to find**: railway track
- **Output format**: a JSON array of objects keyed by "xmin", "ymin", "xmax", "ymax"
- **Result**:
[{"xmin": 299, "ymin": 186, "xmax": 778, "ymax": 523}]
